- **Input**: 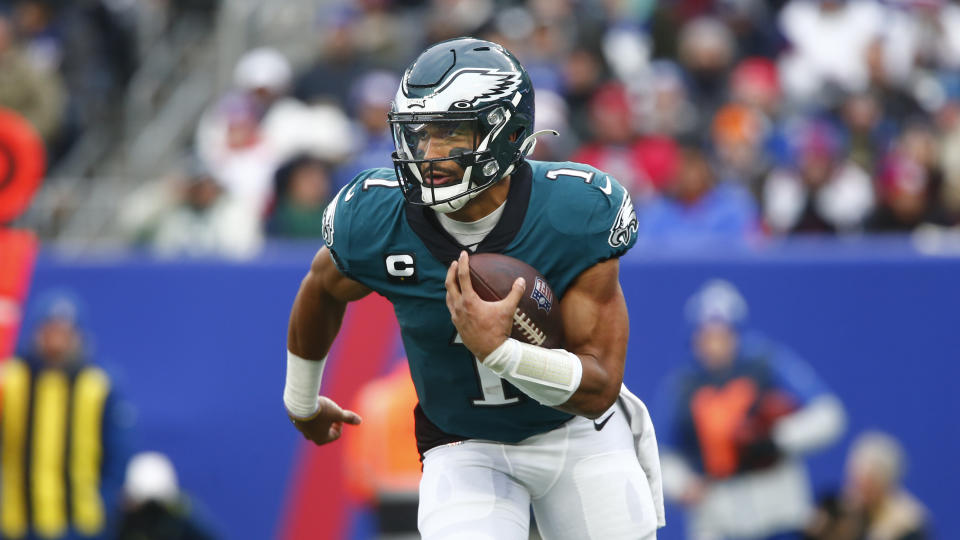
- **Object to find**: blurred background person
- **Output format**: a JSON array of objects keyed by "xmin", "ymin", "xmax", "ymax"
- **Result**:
[
  {"xmin": 761, "ymin": 119, "xmax": 875, "ymax": 234},
  {"xmin": 344, "ymin": 361, "xmax": 421, "ymax": 540},
  {"xmin": 146, "ymin": 157, "xmax": 262, "ymax": 259},
  {"xmin": 333, "ymin": 70, "xmax": 401, "ymax": 190},
  {"xmin": 194, "ymin": 46, "xmax": 354, "ymax": 218},
  {"xmin": 1, "ymin": 291, "xmax": 132, "ymax": 540},
  {"xmin": 0, "ymin": 11, "xmax": 64, "ymax": 145},
  {"xmin": 866, "ymin": 150, "xmax": 948, "ymax": 232},
  {"xmin": 676, "ymin": 16, "xmax": 736, "ymax": 133},
  {"xmin": 116, "ymin": 452, "xmax": 217, "ymax": 540},
  {"xmin": 572, "ymin": 81, "xmax": 678, "ymax": 198},
  {"xmin": 267, "ymin": 154, "xmax": 334, "ymax": 239},
  {"xmin": 657, "ymin": 280, "xmax": 846, "ymax": 540},
  {"xmin": 636, "ymin": 139, "xmax": 758, "ymax": 243},
  {"xmin": 711, "ymin": 103, "xmax": 774, "ymax": 195},
  {"xmin": 805, "ymin": 431, "xmax": 930, "ymax": 540},
  {"xmin": 194, "ymin": 47, "xmax": 294, "ymax": 216},
  {"xmin": 778, "ymin": 0, "xmax": 885, "ymax": 107},
  {"xmin": 634, "ymin": 60, "xmax": 698, "ymax": 141}
]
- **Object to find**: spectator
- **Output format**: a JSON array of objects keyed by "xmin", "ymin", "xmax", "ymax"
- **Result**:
[
  {"xmin": 862, "ymin": 39, "xmax": 925, "ymax": 127},
  {"xmin": 730, "ymin": 58, "xmax": 782, "ymax": 121},
  {"xmin": 268, "ymin": 155, "xmax": 334, "ymax": 239},
  {"xmin": 938, "ymin": 88, "xmax": 960, "ymax": 219},
  {"xmin": 194, "ymin": 48, "xmax": 293, "ymax": 214},
  {"xmin": 677, "ymin": 16, "xmax": 736, "ymax": 131},
  {"xmin": 334, "ymin": 70, "xmax": 401, "ymax": 189},
  {"xmin": 560, "ymin": 45, "xmax": 607, "ymax": 141},
  {"xmin": 150, "ymin": 160, "xmax": 262, "ymax": 260},
  {"xmin": 635, "ymin": 60, "xmax": 698, "ymax": 139},
  {"xmin": 837, "ymin": 91, "xmax": 897, "ymax": 174},
  {"xmin": 867, "ymin": 151, "xmax": 946, "ymax": 232},
  {"xmin": 528, "ymin": 87, "xmax": 578, "ymax": 162},
  {"xmin": 13, "ymin": 0, "xmax": 62, "ymax": 74},
  {"xmin": 715, "ymin": 0, "xmax": 780, "ymax": 58},
  {"xmin": 881, "ymin": 0, "xmax": 960, "ymax": 80},
  {"xmin": 762, "ymin": 119, "xmax": 875, "ymax": 234},
  {"xmin": 294, "ymin": 8, "xmax": 374, "ymax": 107},
  {"xmin": 572, "ymin": 82, "xmax": 678, "ymax": 197},
  {"xmin": 636, "ymin": 140, "xmax": 758, "ymax": 243},
  {"xmin": 657, "ymin": 280, "xmax": 846, "ymax": 540},
  {"xmin": 778, "ymin": 0, "xmax": 885, "ymax": 106},
  {"xmin": 711, "ymin": 103, "xmax": 772, "ymax": 192},
  {"xmin": 805, "ymin": 431, "xmax": 930, "ymax": 540},
  {"xmin": 116, "ymin": 452, "xmax": 217, "ymax": 540},
  {"xmin": 196, "ymin": 47, "xmax": 353, "ymax": 215},
  {"xmin": 1, "ymin": 291, "xmax": 132, "ymax": 539},
  {"xmin": 0, "ymin": 12, "xmax": 65, "ymax": 143}
]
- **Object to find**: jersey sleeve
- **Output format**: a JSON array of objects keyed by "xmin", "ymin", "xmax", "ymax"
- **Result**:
[
  {"xmin": 544, "ymin": 163, "xmax": 639, "ymax": 265},
  {"xmin": 321, "ymin": 168, "xmax": 399, "ymax": 285},
  {"xmin": 321, "ymin": 178, "xmax": 357, "ymax": 277}
]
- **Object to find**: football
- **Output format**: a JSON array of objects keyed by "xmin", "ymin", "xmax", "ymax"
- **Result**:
[{"xmin": 467, "ymin": 253, "xmax": 564, "ymax": 349}]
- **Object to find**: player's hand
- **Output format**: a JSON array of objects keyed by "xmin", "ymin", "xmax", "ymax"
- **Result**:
[
  {"xmin": 445, "ymin": 250, "xmax": 525, "ymax": 359},
  {"xmin": 288, "ymin": 396, "xmax": 362, "ymax": 446}
]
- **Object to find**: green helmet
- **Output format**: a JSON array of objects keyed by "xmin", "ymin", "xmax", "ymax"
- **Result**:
[{"xmin": 389, "ymin": 37, "xmax": 535, "ymax": 213}]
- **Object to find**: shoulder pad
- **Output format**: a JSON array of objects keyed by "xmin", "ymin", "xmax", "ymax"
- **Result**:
[
  {"xmin": 322, "ymin": 168, "xmax": 400, "ymax": 249},
  {"xmin": 531, "ymin": 160, "xmax": 638, "ymax": 252}
]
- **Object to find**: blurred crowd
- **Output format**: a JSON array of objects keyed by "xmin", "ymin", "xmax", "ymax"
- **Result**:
[
  {"xmin": 5, "ymin": 0, "xmax": 960, "ymax": 256},
  {"xmin": 0, "ymin": 0, "xmax": 141, "ymax": 160}
]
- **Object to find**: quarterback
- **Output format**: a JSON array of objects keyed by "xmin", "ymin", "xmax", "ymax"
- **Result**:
[{"xmin": 283, "ymin": 38, "xmax": 663, "ymax": 539}]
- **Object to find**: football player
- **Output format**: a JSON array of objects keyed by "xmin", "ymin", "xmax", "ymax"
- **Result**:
[{"xmin": 283, "ymin": 38, "xmax": 663, "ymax": 539}]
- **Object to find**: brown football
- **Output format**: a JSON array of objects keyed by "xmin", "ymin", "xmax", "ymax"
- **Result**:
[{"xmin": 467, "ymin": 253, "xmax": 564, "ymax": 349}]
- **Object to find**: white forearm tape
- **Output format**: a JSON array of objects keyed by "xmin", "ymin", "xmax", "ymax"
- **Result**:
[
  {"xmin": 283, "ymin": 350, "xmax": 327, "ymax": 418},
  {"xmin": 482, "ymin": 338, "xmax": 583, "ymax": 406}
]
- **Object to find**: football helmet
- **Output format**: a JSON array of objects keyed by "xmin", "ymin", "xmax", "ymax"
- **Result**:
[{"xmin": 389, "ymin": 38, "xmax": 535, "ymax": 213}]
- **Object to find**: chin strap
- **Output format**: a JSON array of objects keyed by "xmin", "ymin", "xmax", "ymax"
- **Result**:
[{"xmin": 519, "ymin": 129, "xmax": 560, "ymax": 158}]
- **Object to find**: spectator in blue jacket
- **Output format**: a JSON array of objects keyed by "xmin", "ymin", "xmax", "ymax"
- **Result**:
[{"xmin": 637, "ymin": 141, "xmax": 759, "ymax": 245}]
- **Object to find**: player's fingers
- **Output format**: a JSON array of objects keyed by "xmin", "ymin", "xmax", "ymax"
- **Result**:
[
  {"xmin": 327, "ymin": 422, "xmax": 343, "ymax": 442},
  {"xmin": 456, "ymin": 251, "xmax": 476, "ymax": 299},
  {"xmin": 445, "ymin": 259, "xmax": 461, "ymax": 298},
  {"xmin": 500, "ymin": 277, "xmax": 526, "ymax": 311},
  {"xmin": 341, "ymin": 409, "xmax": 362, "ymax": 425}
]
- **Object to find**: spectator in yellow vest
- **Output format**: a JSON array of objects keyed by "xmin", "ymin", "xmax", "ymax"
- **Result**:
[{"xmin": 1, "ymin": 291, "xmax": 132, "ymax": 539}]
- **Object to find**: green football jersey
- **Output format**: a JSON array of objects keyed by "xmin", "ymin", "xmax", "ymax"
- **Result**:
[{"xmin": 322, "ymin": 160, "xmax": 638, "ymax": 443}]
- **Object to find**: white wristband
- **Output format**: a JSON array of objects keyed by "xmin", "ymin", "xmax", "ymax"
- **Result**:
[
  {"xmin": 283, "ymin": 350, "xmax": 327, "ymax": 418},
  {"xmin": 482, "ymin": 338, "xmax": 583, "ymax": 406}
]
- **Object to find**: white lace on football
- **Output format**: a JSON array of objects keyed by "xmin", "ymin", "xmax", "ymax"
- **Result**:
[{"xmin": 512, "ymin": 308, "xmax": 546, "ymax": 346}]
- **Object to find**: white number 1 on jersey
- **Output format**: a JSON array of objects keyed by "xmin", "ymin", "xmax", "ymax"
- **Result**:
[{"xmin": 454, "ymin": 332, "xmax": 519, "ymax": 406}]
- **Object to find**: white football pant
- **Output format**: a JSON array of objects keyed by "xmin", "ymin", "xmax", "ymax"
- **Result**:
[{"xmin": 418, "ymin": 400, "xmax": 659, "ymax": 539}]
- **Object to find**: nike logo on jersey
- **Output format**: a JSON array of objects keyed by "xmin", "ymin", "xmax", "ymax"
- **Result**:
[
  {"xmin": 594, "ymin": 411, "xmax": 615, "ymax": 431},
  {"xmin": 597, "ymin": 175, "xmax": 612, "ymax": 195}
]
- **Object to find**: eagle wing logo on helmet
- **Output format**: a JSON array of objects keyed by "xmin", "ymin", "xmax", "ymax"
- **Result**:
[{"xmin": 400, "ymin": 68, "xmax": 522, "ymax": 110}]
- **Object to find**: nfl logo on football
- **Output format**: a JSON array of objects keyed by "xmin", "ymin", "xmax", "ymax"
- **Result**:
[{"xmin": 530, "ymin": 277, "xmax": 553, "ymax": 313}]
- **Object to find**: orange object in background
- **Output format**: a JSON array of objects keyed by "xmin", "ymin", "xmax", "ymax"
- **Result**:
[
  {"xmin": 0, "ymin": 229, "xmax": 38, "ymax": 359},
  {"xmin": 0, "ymin": 108, "xmax": 44, "ymax": 361},
  {"xmin": 0, "ymin": 107, "xmax": 46, "ymax": 224},
  {"xmin": 344, "ymin": 361, "xmax": 422, "ymax": 503}
]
